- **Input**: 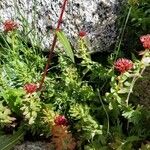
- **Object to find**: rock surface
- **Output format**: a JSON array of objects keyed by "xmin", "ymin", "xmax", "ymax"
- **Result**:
[
  {"xmin": 132, "ymin": 66, "xmax": 150, "ymax": 109},
  {"xmin": 14, "ymin": 141, "xmax": 53, "ymax": 150},
  {"xmin": 0, "ymin": 0, "xmax": 123, "ymax": 52}
]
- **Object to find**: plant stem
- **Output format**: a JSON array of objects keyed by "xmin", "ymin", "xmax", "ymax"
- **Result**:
[
  {"xmin": 114, "ymin": 7, "xmax": 132, "ymax": 61},
  {"xmin": 97, "ymin": 89, "xmax": 110, "ymax": 134},
  {"xmin": 38, "ymin": 0, "xmax": 68, "ymax": 90},
  {"xmin": 126, "ymin": 66, "xmax": 146, "ymax": 106}
]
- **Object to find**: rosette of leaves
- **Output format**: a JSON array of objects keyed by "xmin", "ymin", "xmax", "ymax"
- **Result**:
[
  {"xmin": 53, "ymin": 54, "xmax": 95, "ymax": 111},
  {"xmin": 28, "ymin": 106, "xmax": 55, "ymax": 137},
  {"xmin": 20, "ymin": 93, "xmax": 42, "ymax": 125},
  {"xmin": 0, "ymin": 28, "xmax": 45, "ymax": 87},
  {"xmin": 0, "ymin": 101, "xmax": 16, "ymax": 127},
  {"xmin": 41, "ymin": 77, "xmax": 56, "ymax": 101},
  {"xmin": 1, "ymin": 58, "xmax": 42, "ymax": 86},
  {"xmin": 0, "ymin": 88, "xmax": 25, "ymax": 113},
  {"xmin": 76, "ymin": 38, "xmax": 110, "ymax": 80},
  {"xmin": 69, "ymin": 103, "xmax": 103, "ymax": 143}
]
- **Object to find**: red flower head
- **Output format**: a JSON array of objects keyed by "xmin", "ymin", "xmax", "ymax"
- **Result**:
[
  {"xmin": 114, "ymin": 58, "xmax": 133, "ymax": 73},
  {"xmin": 78, "ymin": 31, "xmax": 86, "ymax": 37},
  {"xmin": 54, "ymin": 115, "xmax": 68, "ymax": 126},
  {"xmin": 24, "ymin": 83, "xmax": 37, "ymax": 94},
  {"xmin": 3, "ymin": 20, "xmax": 18, "ymax": 32},
  {"xmin": 140, "ymin": 34, "xmax": 150, "ymax": 49}
]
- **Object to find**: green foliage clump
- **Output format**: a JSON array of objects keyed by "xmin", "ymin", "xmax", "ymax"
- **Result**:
[
  {"xmin": 0, "ymin": 7, "xmax": 150, "ymax": 149},
  {"xmin": 120, "ymin": 0, "xmax": 150, "ymax": 51},
  {"xmin": 0, "ymin": 101, "xmax": 16, "ymax": 127}
]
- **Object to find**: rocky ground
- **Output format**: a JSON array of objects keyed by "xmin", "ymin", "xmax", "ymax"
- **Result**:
[{"xmin": 14, "ymin": 141, "xmax": 53, "ymax": 150}]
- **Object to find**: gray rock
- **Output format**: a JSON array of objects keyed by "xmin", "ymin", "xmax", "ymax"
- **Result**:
[
  {"xmin": 0, "ymin": 0, "xmax": 124, "ymax": 52},
  {"xmin": 14, "ymin": 141, "xmax": 54, "ymax": 150},
  {"xmin": 132, "ymin": 66, "xmax": 150, "ymax": 109}
]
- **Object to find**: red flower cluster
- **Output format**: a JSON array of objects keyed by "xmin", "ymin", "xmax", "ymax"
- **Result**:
[
  {"xmin": 78, "ymin": 31, "xmax": 86, "ymax": 37},
  {"xmin": 54, "ymin": 115, "xmax": 68, "ymax": 126},
  {"xmin": 24, "ymin": 83, "xmax": 37, "ymax": 94},
  {"xmin": 140, "ymin": 34, "xmax": 150, "ymax": 49},
  {"xmin": 114, "ymin": 58, "xmax": 133, "ymax": 73},
  {"xmin": 3, "ymin": 20, "xmax": 18, "ymax": 32}
]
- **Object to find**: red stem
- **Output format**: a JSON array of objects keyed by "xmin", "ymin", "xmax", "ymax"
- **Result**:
[{"xmin": 38, "ymin": 0, "xmax": 68, "ymax": 91}]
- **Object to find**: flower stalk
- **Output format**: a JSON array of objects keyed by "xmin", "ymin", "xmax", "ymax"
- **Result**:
[{"xmin": 38, "ymin": 0, "xmax": 68, "ymax": 91}]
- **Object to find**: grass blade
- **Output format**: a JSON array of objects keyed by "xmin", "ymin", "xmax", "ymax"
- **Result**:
[{"xmin": 56, "ymin": 31, "xmax": 75, "ymax": 63}]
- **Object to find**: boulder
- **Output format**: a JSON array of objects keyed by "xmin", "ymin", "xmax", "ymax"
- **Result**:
[
  {"xmin": 132, "ymin": 66, "xmax": 150, "ymax": 109},
  {"xmin": 0, "ymin": 0, "xmax": 123, "ymax": 52}
]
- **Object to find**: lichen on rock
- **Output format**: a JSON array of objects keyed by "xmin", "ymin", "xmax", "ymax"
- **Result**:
[
  {"xmin": 0, "ymin": 0, "xmax": 124, "ymax": 52},
  {"xmin": 14, "ymin": 141, "xmax": 53, "ymax": 150}
]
